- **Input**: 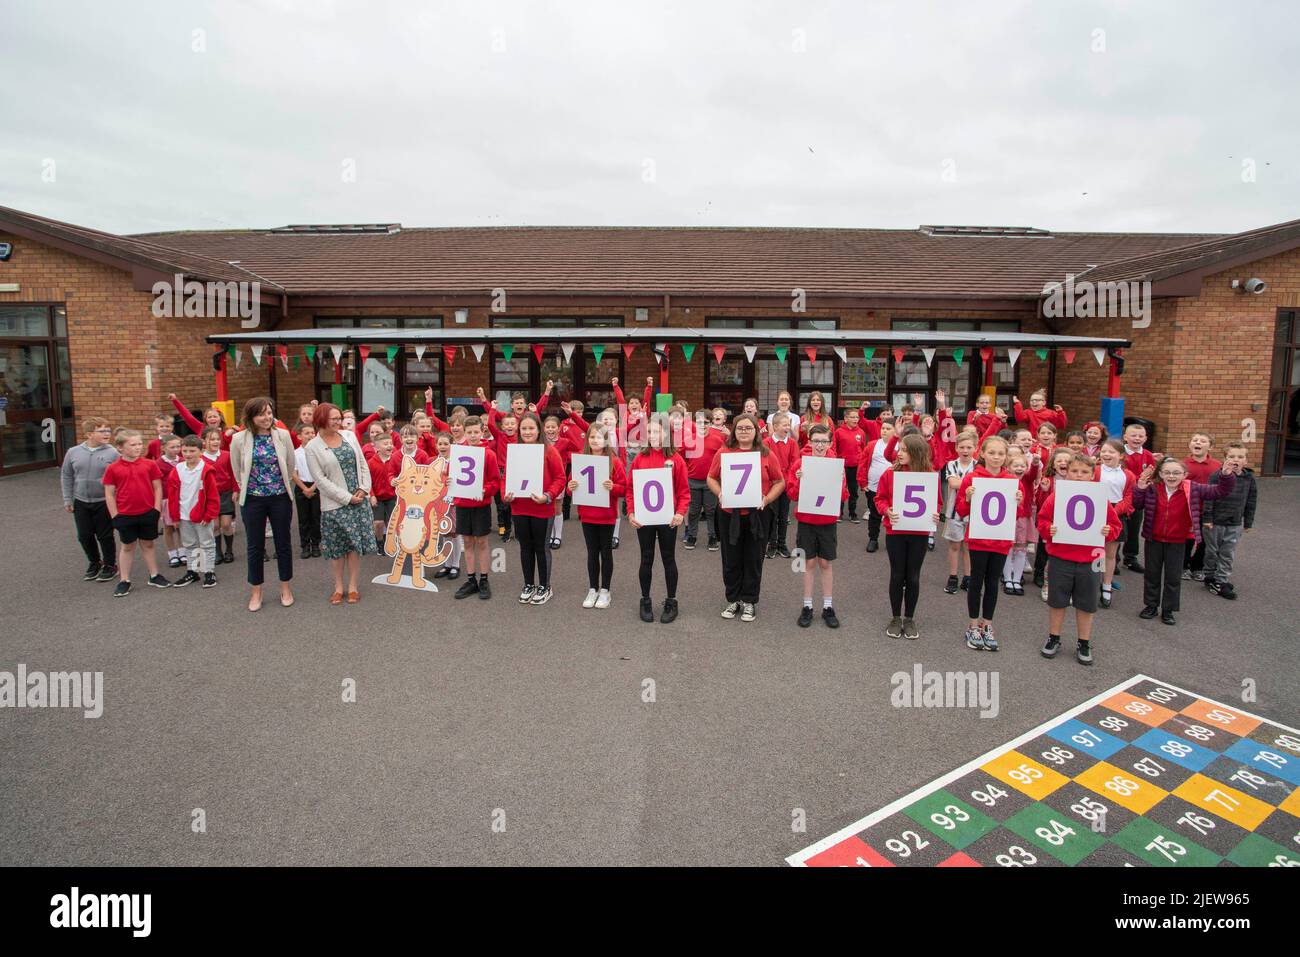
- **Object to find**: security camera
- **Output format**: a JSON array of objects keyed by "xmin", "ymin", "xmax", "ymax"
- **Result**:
[{"xmin": 1244, "ymin": 277, "xmax": 1267, "ymax": 295}]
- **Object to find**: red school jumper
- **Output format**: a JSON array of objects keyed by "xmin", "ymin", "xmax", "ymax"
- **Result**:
[
  {"xmin": 574, "ymin": 455, "xmax": 627, "ymax": 525},
  {"xmin": 955, "ymin": 465, "xmax": 1027, "ymax": 555},
  {"xmin": 505, "ymin": 443, "xmax": 566, "ymax": 519},
  {"xmin": 1037, "ymin": 491, "xmax": 1121, "ymax": 560}
]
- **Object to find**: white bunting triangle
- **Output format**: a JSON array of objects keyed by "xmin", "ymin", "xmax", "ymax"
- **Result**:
[
  {"xmin": 280, "ymin": 351, "xmax": 289, "ymax": 372},
  {"xmin": 921, "ymin": 347, "xmax": 936, "ymax": 367},
  {"xmin": 233, "ymin": 347, "xmax": 242, "ymax": 369},
  {"xmin": 833, "ymin": 346, "xmax": 847, "ymax": 363},
  {"xmin": 1093, "ymin": 348, "xmax": 1107, "ymax": 365},
  {"xmin": 414, "ymin": 344, "xmax": 426, "ymax": 361},
  {"xmin": 743, "ymin": 345, "xmax": 757, "ymax": 362},
  {"xmin": 654, "ymin": 342, "xmax": 666, "ymax": 366},
  {"xmin": 470, "ymin": 343, "xmax": 486, "ymax": 362},
  {"xmin": 251, "ymin": 344, "xmax": 264, "ymax": 365},
  {"xmin": 330, "ymin": 344, "xmax": 344, "ymax": 364},
  {"xmin": 1007, "ymin": 348, "xmax": 1022, "ymax": 368},
  {"xmin": 561, "ymin": 342, "xmax": 575, "ymax": 364}
]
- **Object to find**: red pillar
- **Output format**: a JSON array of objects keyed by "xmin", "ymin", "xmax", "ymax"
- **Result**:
[
  {"xmin": 1108, "ymin": 351, "xmax": 1122, "ymax": 398},
  {"xmin": 214, "ymin": 346, "xmax": 229, "ymax": 401}
]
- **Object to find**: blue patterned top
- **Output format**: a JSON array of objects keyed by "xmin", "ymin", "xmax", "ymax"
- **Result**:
[{"xmin": 247, "ymin": 433, "xmax": 286, "ymax": 497}]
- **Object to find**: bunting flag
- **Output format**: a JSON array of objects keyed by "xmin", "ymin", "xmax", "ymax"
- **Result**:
[
  {"xmin": 891, "ymin": 347, "xmax": 905, "ymax": 363},
  {"xmin": 358, "ymin": 345, "xmax": 371, "ymax": 363},
  {"xmin": 591, "ymin": 344, "xmax": 605, "ymax": 364},
  {"xmin": 1035, "ymin": 348, "xmax": 1049, "ymax": 361},
  {"xmin": 386, "ymin": 345, "xmax": 400, "ymax": 364},
  {"xmin": 330, "ymin": 344, "xmax": 344, "ymax": 364},
  {"xmin": 414, "ymin": 344, "xmax": 426, "ymax": 361},
  {"xmin": 863, "ymin": 347, "xmax": 876, "ymax": 361},
  {"xmin": 712, "ymin": 344, "xmax": 726, "ymax": 365},
  {"xmin": 531, "ymin": 344, "xmax": 545, "ymax": 363},
  {"xmin": 681, "ymin": 343, "xmax": 695, "ymax": 363},
  {"xmin": 979, "ymin": 347, "xmax": 994, "ymax": 363},
  {"xmin": 1093, "ymin": 348, "xmax": 1107, "ymax": 366},
  {"xmin": 743, "ymin": 345, "xmax": 758, "ymax": 363},
  {"xmin": 1007, "ymin": 348, "xmax": 1022, "ymax": 367},
  {"xmin": 622, "ymin": 343, "xmax": 636, "ymax": 360},
  {"xmin": 654, "ymin": 342, "xmax": 666, "ymax": 366},
  {"xmin": 279, "ymin": 348, "xmax": 289, "ymax": 372},
  {"xmin": 921, "ymin": 347, "xmax": 936, "ymax": 367},
  {"xmin": 233, "ymin": 347, "xmax": 242, "ymax": 369},
  {"xmin": 560, "ymin": 343, "xmax": 575, "ymax": 365},
  {"xmin": 833, "ymin": 346, "xmax": 847, "ymax": 363},
  {"xmin": 444, "ymin": 345, "xmax": 457, "ymax": 365},
  {"xmin": 803, "ymin": 346, "xmax": 817, "ymax": 364},
  {"xmin": 502, "ymin": 344, "xmax": 515, "ymax": 362},
  {"xmin": 292, "ymin": 355, "xmax": 300, "ymax": 371},
  {"xmin": 774, "ymin": 345, "xmax": 788, "ymax": 364},
  {"xmin": 952, "ymin": 347, "xmax": 964, "ymax": 367},
  {"xmin": 470, "ymin": 343, "xmax": 486, "ymax": 362},
  {"xmin": 251, "ymin": 344, "xmax": 264, "ymax": 365},
  {"xmin": 1063, "ymin": 349, "xmax": 1077, "ymax": 365},
  {"xmin": 304, "ymin": 345, "xmax": 316, "ymax": 362}
]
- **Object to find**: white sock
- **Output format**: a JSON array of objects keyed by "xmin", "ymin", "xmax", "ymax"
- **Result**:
[
  {"xmin": 823, "ymin": 595, "xmax": 833, "ymax": 609},
  {"xmin": 803, "ymin": 598, "xmax": 813, "ymax": 609},
  {"xmin": 553, "ymin": 517, "xmax": 564, "ymax": 542},
  {"xmin": 613, "ymin": 516, "xmax": 622, "ymax": 540}
]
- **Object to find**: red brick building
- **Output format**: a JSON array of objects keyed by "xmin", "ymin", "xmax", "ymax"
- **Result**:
[{"xmin": 1, "ymin": 205, "xmax": 1296, "ymax": 476}]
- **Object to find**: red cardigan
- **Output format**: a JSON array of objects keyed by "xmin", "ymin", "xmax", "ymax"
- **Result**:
[{"xmin": 164, "ymin": 460, "xmax": 220, "ymax": 523}]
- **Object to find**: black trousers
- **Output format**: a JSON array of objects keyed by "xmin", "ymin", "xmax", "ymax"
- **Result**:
[
  {"xmin": 1185, "ymin": 537, "xmax": 1205, "ymax": 572},
  {"xmin": 241, "ymin": 492, "xmax": 294, "ymax": 586},
  {"xmin": 1123, "ymin": 507, "xmax": 1144, "ymax": 561},
  {"xmin": 562, "ymin": 462, "xmax": 573, "ymax": 521},
  {"xmin": 495, "ymin": 491, "xmax": 512, "ymax": 535},
  {"xmin": 844, "ymin": 466, "xmax": 859, "ymax": 518},
  {"xmin": 1144, "ymin": 539, "xmax": 1186, "ymax": 612},
  {"xmin": 73, "ymin": 499, "xmax": 115, "ymax": 565},
  {"xmin": 719, "ymin": 508, "xmax": 770, "ymax": 604},
  {"xmin": 515, "ymin": 515, "xmax": 551, "ymax": 587},
  {"xmin": 1033, "ymin": 539, "xmax": 1050, "ymax": 579},
  {"xmin": 967, "ymin": 549, "xmax": 1007, "ymax": 620},
  {"xmin": 866, "ymin": 492, "xmax": 884, "ymax": 542},
  {"xmin": 582, "ymin": 522, "xmax": 615, "ymax": 590},
  {"xmin": 886, "ymin": 533, "xmax": 928, "ymax": 617},
  {"xmin": 294, "ymin": 485, "xmax": 321, "ymax": 547},
  {"xmin": 637, "ymin": 523, "xmax": 679, "ymax": 599},
  {"xmin": 767, "ymin": 495, "xmax": 791, "ymax": 547}
]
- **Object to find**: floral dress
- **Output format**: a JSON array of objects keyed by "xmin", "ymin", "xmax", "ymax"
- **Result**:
[{"xmin": 321, "ymin": 440, "xmax": 378, "ymax": 560}]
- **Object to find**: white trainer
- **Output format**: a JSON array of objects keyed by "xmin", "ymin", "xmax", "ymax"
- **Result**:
[
  {"xmin": 582, "ymin": 588, "xmax": 598, "ymax": 609},
  {"xmin": 595, "ymin": 589, "xmax": 611, "ymax": 609}
]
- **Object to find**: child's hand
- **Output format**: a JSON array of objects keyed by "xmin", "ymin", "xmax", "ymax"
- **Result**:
[
  {"xmin": 670, "ymin": 513, "xmax": 684, "ymax": 527},
  {"xmin": 1015, "ymin": 489, "xmax": 1023, "ymax": 503},
  {"xmin": 948, "ymin": 475, "xmax": 961, "ymax": 489},
  {"xmin": 628, "ymin": 514, "xmax": 642, "ymax": 529},
  {"xmin": 1049, "ymin": 524, "xmax": 1058, "ymax": 536},
  {"xmin": 369, "ymin": 495, "xmax": 377, "ymax": 506},
  {"xmin": 610, "ymin": 376, "xmax": 618, "ymax": 388},
  {"xmin": 545, "ymin": 379, "xmax": 554, "ymax": 393},
  {"xmin": 475, "ymin": 386, "xmax": 486, "ymax": 400},
  {"xmin": 602, "ymin": 479, "xmax": 614, "ymax": 490},
  {"xmin": 647, "ymin": 376, "xmax": 654, "ymax": 387},
  {"xmin": 503, "ymin": 492, "xmax": 514, "ymax": 503},
  {"xmin": 932, "ymin": 512, "xmax": 940, "ymax": 524},
  {"xmin": 567, "ymin": 480, "xmax": 578, "ymax": 492},
  {"xmin": 425, "ymin": 387, "xmax": 433, "ymax": 402},
  {"xmin": 167, "ymin": 393, "xmax": 177, "ymax": 401},
  {"xmin": 886, "ymin": 508, "xmax": 900, "ymax": 524},
  {"xmin": 1101, "ymin": 525, "xmax": 1110, "ymax": 537},
  {"xmin": 530, "ymin": 493, "xmax": 546, "ymax": 504},
  {"xmin": 965, "ymin": 486, "xmax": 974, "ymax": 501},
  {"xmin": 1054, "ymin": 405, "xmax": 1064, "ymax": 412}
]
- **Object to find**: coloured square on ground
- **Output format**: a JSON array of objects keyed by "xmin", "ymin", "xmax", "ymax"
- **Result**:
[
  {"xmin": 1044, "ymin": 719, "xmax": 1127, "ymax": 761},
  {"xmin": 1100, "ymin": 691, "xmax": 1176, "ymax": 728},
  {"xmin": 1142, "ymin": 794, "xmax": 1252, "ymax": 857},
  {"xmin": 1001, "ymin": 802, "xmax": 1107, "ymax": 865},
  {"xmin": 901, "ymin": 789, "xmax": 999, "ymax": 850},
  {"xmin": 963, "ymin": 827, "xmax": 1065, "ymax": 868},
  {"xmin": 980, "ymin": 750, "xmax": 1069, "ymax": 801},
  {"xmin": 944, "ymin": 770, "xmax": 1037, "ymax": 823},
  {"xmin": 1180, "ymin": 698, "xmax": 1261, "ymax": 738},
  {"xmin": 1072, "ymin": 705, "xmax": 1149, "ymax": 743},
  {"xmin": 1171, "ymin": 774, "xmax": 1274, "ymax": 831},
  {"xmin": 1158, "ymin": 714, "xmax": 1236, "ymax": 753},
  {"xmin": 1021, "ymin": 732, "xmax": 1105, "ymax": 779},
  {"xmin": 1223, "ymin": 737, "xmax": 1300, "ymax": 787},
  {"xmin": 1198, "ymin": 755, "xmax": 1292, "ymax": 806},
  {"xmin": 1224, "ymin": 832, "xmax": 1300, "ymax": 868},
  {"xmin": 1075, "ymin": 760, "xmax": 1170, "ymax": 815},
  {"xmin": 857, "ymin": 813, "xmax": 956, "ymax": 867},
  {"xmin": 1125, "ymin": 680, "xmax": 1202, "ymax": 715},
  {"xmin": 1247, "ymin": 724, "xmax": 1300, "ymax": 759},
  {"xmin": 1112, "ymin": 816, "xmax": 1221, "ymax": 867},
  {"xmin": 1042, "ymin": 781, "xmax": 1138, "ymax": 838},
  {"xmin": 1131, "ymin": 727, "xmax": 1218, "ymax": 772},
  {"xmin": 1106, "ymin": 745, "xmax": 1198, "ymax": 793}
]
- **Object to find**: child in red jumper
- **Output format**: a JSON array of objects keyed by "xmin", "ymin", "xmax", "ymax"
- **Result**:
[
  {"xmin": 1037, "ymin": 453, "xmax": 1121, "ymax": 665},
  {"xmin": 686, "ymin": 407, "xmax": 728, "ymax": 550},
  {"xmin": 875, "ymin": 433, "xmax": 943, "ymax": 640},
  {"xmin": 450, "ymin": 416, "xmax": 501, "ymax": 600},
  {"xmin": 157, "ymin": 433, "xmax": 184, "ymax": 567},
  {"xmin": 502, "ymin": 412, "xmax": 566, "ymax": 605},
  {"xmin": 1032, "ymin": 447, "xmax": 1074, "ymax": 596},
  {"xmin": 202, "ymin": 426, "xmax": 238, "ymax": 563},
  {"xmin": 567, "ymin": 422, "xmax": 627, "ymax": 610},
  {"xmin": 1181, "ymin": 431, "xmax": 1221, "ymax": 581},
  {"xmin": 1131, "ymin": 456, "xmax": 1235, "ymax": 625},
  {"xmin": 1014, "ymin": 389, "xmax": 1068, "ymax": 434},
  {"xmin": 1120, "ymin": 421, "xmax": 1157, "ymax": 571},
  {"xmin": 166, "ymin": 434, "xmax": 221, "ymax": 587},
  {"xmin": 628, "ymin": 414, "xmax": 691, "ymax": 623},
  {"xmin": 168, "ymin": 393, "xmax": 234, "ymax": 449},
  {"xmin": 146, "ymin": 412, "xmax": 174, "ymax": 460},
  {"xmin": 366, "ymin": 432, "xmax": 400, "ymax": 550},
  {"xmin": 834, "ymin": 407, "xmax": 868, "ymax": 523},
  {"xmin": 787, "ymin": 423, "xmax": 848, "ymax": 629},
  {"xmin": 764, "ymin": 411, "xmax": 799, "ymax": 558},
  {"xmin": 955, "ymin": 436, "xmax": 1026, "ymax": 652},
  {"xmin": 103, "ymin": 429, "xmax": 169, "ymax": 596}
]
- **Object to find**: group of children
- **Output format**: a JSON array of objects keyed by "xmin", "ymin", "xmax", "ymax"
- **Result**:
[{"xmin": 61, "ymin": 384, "xmax": 1260, "ymax": 666}]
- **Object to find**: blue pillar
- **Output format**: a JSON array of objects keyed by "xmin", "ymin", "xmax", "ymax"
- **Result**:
[{"xmin": 1100, "ymin": 396, "xmax": 1125, "ymax": 438}]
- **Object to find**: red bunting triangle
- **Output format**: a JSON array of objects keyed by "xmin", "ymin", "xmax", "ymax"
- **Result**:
[
  {"xmin": 532, "ymin": 344, "xmax": 545, "ymax": 363},
  {"xmin": 622, "ymin": 343, "xmax": 636, "ymax": 360},
  {"xmin": 803, "ymin": 346, "xmax": 817, "ymax": 364},
  {"xmin": 979, "ymin": 347, "xmax": 993, "ymax": 362},
  {"xmin": 892, "ymin": 348, "xmax": 905, "ymax": 363},
  {"xmin": 443, "ymin": 345, "xmax": 456, "ymax": 365},
  {"xmin": 712, "ymin": 343, "xmax": 726, "ymax": 365},
  {"xmin": 1063, "ymin": 349, "xmax": 1077, "ymax": 365},
  {"xmin": 358, "ymin": 345, "xmax": 371, "ymax": 362}
]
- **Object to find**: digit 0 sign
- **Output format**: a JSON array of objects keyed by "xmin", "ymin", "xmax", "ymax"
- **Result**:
[
  {"xmin": 1052, "ymin": 480, "xmax": 1107, "ymax": 547},
  {"xmin": 969, "ymin": 477, "xmax": 1018, "ymax": 541},
  {"xmin": 632, "ymin": 467, "xmax": 673, "ymax": 526}
]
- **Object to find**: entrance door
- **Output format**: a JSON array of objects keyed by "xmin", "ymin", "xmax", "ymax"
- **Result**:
[
  {"xmin": 0, "ymin": 341, "xmax": 58, "ymax": 473},
  {"xmin": 1265, "ymin": 309, "xmax": 1300, "ymax": 475}
]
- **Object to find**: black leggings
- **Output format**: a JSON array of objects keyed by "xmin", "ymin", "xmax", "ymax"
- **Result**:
[
  {"xmin": 582, "ymin": 522, "xmax": 615, "ymax": 590},
  {"xmin": 967, "ymin": 549, "xmax": 1007, "ymax": 620},
  {"xmin": 886, "ymin": 534, "xmax": 928, "ymax": 617},
  {"xmin": 515, "ymin": 515, "xmax": 551, "ymax": 587},
  {"xmin": 73, "ymin": 499, "xmax": 115, "ymax": 565},
  {"xmin": 637, "ymin": 524, "xmax": 678, "ymax": 599}
]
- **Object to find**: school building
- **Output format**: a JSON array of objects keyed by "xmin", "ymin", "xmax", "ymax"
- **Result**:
[{"xmin": 1, "ymin": 204, "xmax": 1297, "ymax": 477}]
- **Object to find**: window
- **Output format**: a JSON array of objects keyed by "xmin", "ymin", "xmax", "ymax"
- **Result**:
[
  {"xmin": 887, "ymin": 318, "xmax": 1022, "ymax": 416},
  {"xmin": 0, "ymin": 304, "xmax": 72, "ymax": 475},
  {"xmin": 703, "ymin": 318, "xmax": 841, "ymax": 416},
  {"xmin": 311, "ymin": 317, "xmax": 443, "ymax": 416},
  {"xmin": 488, "ymin": 317, "xmax": 624, "ymax": 416}
]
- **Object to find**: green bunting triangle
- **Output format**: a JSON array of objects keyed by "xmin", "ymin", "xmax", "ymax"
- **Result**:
[
  {"xmin": 591, "ymin": 344, "xmax": 605, "ymax": 364},
  {"xmin": 1036, "ymin": 348, "xmax": 1049, "ymax": 361},
  {"xmin": 227, "ymin": 344, "xmax": 236, "ymax": 361},
  {"xmin": 292, "ymin": 355, "xmax": 299, "ymax": 371},
  {"xmin": 681, "ymin": 343, "xmax": 695, "ymax": 363},
  {"xmin": 952, "ymin": 347, "xmax": 964, "ymax": 367},
  {"xmin": 774, "ymin": 345, "xmax": 788, "ymax": 364},
  {"xmin": 502, "ymin": 344, "xmax": 515, "ymax": 362},
  {"xmin": 863, "ymin": 347, "xmax": 875, "ymax": 361},
  {"xmin": 304, "ymin": 345, "xmax": 316, "ymax": 362},
  {"xmin": 386, "ymin": 345, "xmax": 400, "ymax": 363}
]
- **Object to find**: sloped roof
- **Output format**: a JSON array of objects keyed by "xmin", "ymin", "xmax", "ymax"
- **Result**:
[{"xmin": 1076, "ymin": 216, "xmax": 1300, "ymax": 285}]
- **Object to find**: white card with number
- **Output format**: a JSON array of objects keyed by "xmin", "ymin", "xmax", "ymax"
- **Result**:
[
  {"xmin": 719, "ymin": 451, "xmax": 763, "ymax": 510},
  {"xmin": 448, "ymin": 444, "xmax": 485, "ymax": 500},
  {"xmin": 632, "ymin": 467, "xmax": 673, "ymax": 525},
  {"xmin": 968, "ymin": 477, "xmax": 1019, "ymax": 541},
  {"xmin": 796, "ymin": 455, "xmax": 843, "ymax": 518},
  {"xmin": 569, "ymin": 453, "xmax": 610, "ymax": 508},
  {"xmin": 892, "ymin": 471, "xmax": 939, "ymax": 532},
  {"xmin": 504, "ymin": 442, "xmax": 544, "ymax": 498},
  {"xmin": 1052, "ymin": 479, "xmax": 1109, "ymax": 548}
]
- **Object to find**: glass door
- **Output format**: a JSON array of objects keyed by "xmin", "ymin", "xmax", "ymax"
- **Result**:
[
  {"xmin": 0, "ymin": 341, "xmax": 58, "ymax": 473},
  {"xmin": 1265, "ymin": 310, "xmax": 1300, "ymax": 475}
]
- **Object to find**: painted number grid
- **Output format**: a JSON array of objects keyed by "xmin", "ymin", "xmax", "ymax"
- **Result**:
[{"xmin": 790, "ymin": 676, "xmax": 1300, "ymax": 868}]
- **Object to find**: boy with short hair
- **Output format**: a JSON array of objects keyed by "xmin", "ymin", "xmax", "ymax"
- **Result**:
[
  {"xmin": 1037, "ymin": 453, "xmax": 1121, "ymax": 665},
  {"xmin": 1182, "ymin": 431, "xmax": 1221, "ymax": 581},
  {"xmin": 292, "ymin": 422, "xmax": 321, "ymax": 558},
  {"xmin": 1120, "ymin": 422, "xmax": 1156, "ymax": 571},
  {"xmin": 157, "ymin": 433, "xmax": 184, "ymax": 567},
  {"xmin": 764, "ymin": 411, "xmax": 798, "ymax": 559},
  {"xmin": 61, "ymin": 416, "xmax": 120, "ymax": 582},
  {"xmin": 452, "ymin": 415, "xmax": 500, "ymax": 600},
  {"xmin": 202, "ymin": 426, "xmax": 238, "ymax": 564},
  {"xmin": 1203, "ymin": 442, "xmax": 1255, "ymax": 600},
  {"xmin": 942, "ymin": 429, "xmax": 978, "ymax": 593},
  {"xmin": 834, "ymin": 407, "xmax": 867, "ymax": 524},
  {"xmin": 167, "ymin": 435, "xmax": 220, "ymax": 588},
  {"xmin": 367, "ymin": 432, "xmax": 400, "ymax": 551},
  {"xmin": 786, "ymin": 423, "xmax": 848, "ymax": 628},
  {"xmin": 146, "ymin": 412, "xmax": 174, "ymax": 460},
  {"xmin": 102, "ymin": 430, "xmax": 170, "ymax": 596}
]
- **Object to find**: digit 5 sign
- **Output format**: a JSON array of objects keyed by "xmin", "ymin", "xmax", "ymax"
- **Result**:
[{"xmin": 892, "ymin": 472, "xmax": 938, "ymax": 532}]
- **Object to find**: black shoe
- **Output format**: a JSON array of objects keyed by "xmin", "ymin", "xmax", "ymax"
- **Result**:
[
  {"xmin": 310, "ymin": 543, "xmax": 321, "ymax": 558},
  {"xmin": 501, "ymin": 531, "xmax": 513, "ymax": 544},
  {"xmin": 529, "ymin": 585, "xmax": 553, "ymax": 605},
  {"xmin": 778, "ymin": 546, "xmax": 791, "ymax": 559},
  {"xmin": 640, "ymin": 597, "xmax": 655, "ymax": 623},
  {"xmin": 944, "ymin": 575, "xmax": 959, "ymax": 594},
  {"xmin": 97, "ymin": 564, "xmax": 118, "ymax": 582},
  {"xmin": 113, "ymin": 581, "xmax": 132, "ymax": 598},
  {"xmin": 822, "ymin": 607, "xmax": 840, "ymax": 629},
  {"xmin": 1139, "ymin": 605, "xmax": 1158, "ymax": 619},
  {"xmin": 148, "ymin": 574, "xmax": 172, "ymax": 589},
  {"xmin": 83, "ymin": 562, "xmax": 101, "ymax": 581},
  {"xmin": 798, "ymin": 606, "xmax": 814, "ymax": 628},
  {"xmin": 301, "ymin": 547, "xmax": 311, "ymax": 560},
  {"xmin": 203, "ymin": 572, "xmax": 217, "ymax": 588},
  {"xmin": 660, "ymin": 598, "xmax": 678, "ymax": 624},
  {"xmin": 927, "ymin": 537, "xmax": 935, "ymax": 551},
  {"xmin": 1125, "ymin": 559, "xmax": 1144, "ymax": 573},
  {"xmin": 454, "ymin": 578, "xmax": 480, "ymax": 599},
  {"xmin": 1002, "ymin": 581, "xmax": 1014, "ymax": 595},
  {"xmin": 1041, "ymin": 635, "xmax": 1061, "ymax": 659},
  {"xmin": 901, "ymin": 617, "xmax": 918, "ymax": 639},
  {"xmin": 446, "ymin": 567, "xmax": 460, "ymax": 580},
  {"xmin": 433, "ymin": 566, "xmax": 451, "ymax": 579},
  {"xmin": 865, "ymin": 539, "xmax": 879, "ymax": 553},
  {"xmin": 1032, "ymin": 571, "xmax": 1045, "ymax": 588},
  {"xmin": 1205, "ymin": 578, "xmax": 1220, "ymax": 594},
  {"xmin": 1161, "ymin": 611, "xmax": 1176, "ymax": 626},
  {"xmin": 850, "ymin": 515, "xmax": 861, "ymax": 524},
  {"xmin": 549, "ymin": 538, "xmax": 561, "ymax": 550},
  {"xmin": 1218, "ymin": 582, "xmax": 1237, "ymax": 600},
  {"xmin": 1076, "ymin": 640, "xmax": 1093, "ymax": 666},
  {"xmin": 707, "ymin": 537, "xmax": 719, "ymax": 551},
  {"xmin": 765, "ymin": 544, "xmax": 777, "ymax": 559},
  {"xmin": 1099, "ymin": 590, "xmax": 1112, "ymax": 609},
  {"xmin": 612, "ymin": 538, "xmax": 620, "ymax": 549},
  {"xmin": 168, "ymin": 556, "xmax": 182, "ymax": 568},
  {"xmin": 684, "ymin": 537, "xmax": 697, "ymax": 550},
  {"xmin": 960, "ymin": 575, "xmax": 970, "ymax": 591},
  {"xmin": 478, "ymin": 579, "xmax": 491, "ymax": 600},
  {"xmin": 173, "ymin": 570, "xmax": 200, "ymax": 588}
]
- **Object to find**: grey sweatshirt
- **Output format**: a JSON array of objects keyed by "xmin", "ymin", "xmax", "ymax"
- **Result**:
[{"xmin": 61, "ymin": 442, "xmax": 120, "ymax": 506}]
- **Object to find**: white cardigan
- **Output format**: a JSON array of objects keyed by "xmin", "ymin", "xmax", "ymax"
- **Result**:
[
  {"xmin": 228, "ymin": 427, "xmax": 296, "ymax": 507},
  {"xmin": 304, "ymin": 431, "xmax": 373, "ymax": 512}
]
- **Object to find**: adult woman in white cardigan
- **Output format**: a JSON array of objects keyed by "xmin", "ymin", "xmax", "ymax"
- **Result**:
[
  {"xmin": 228, "ymin": 396, "xmax": 297, "ymax": 611},
  {"xmin": 305, "ymin": 402, "xmax": 377, "ymax": 604}
]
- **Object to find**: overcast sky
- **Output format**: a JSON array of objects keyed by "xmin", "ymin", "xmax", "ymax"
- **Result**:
[{"xmin": 1, "ymin": 0, "xmax": 1295, "ymax": 236}]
